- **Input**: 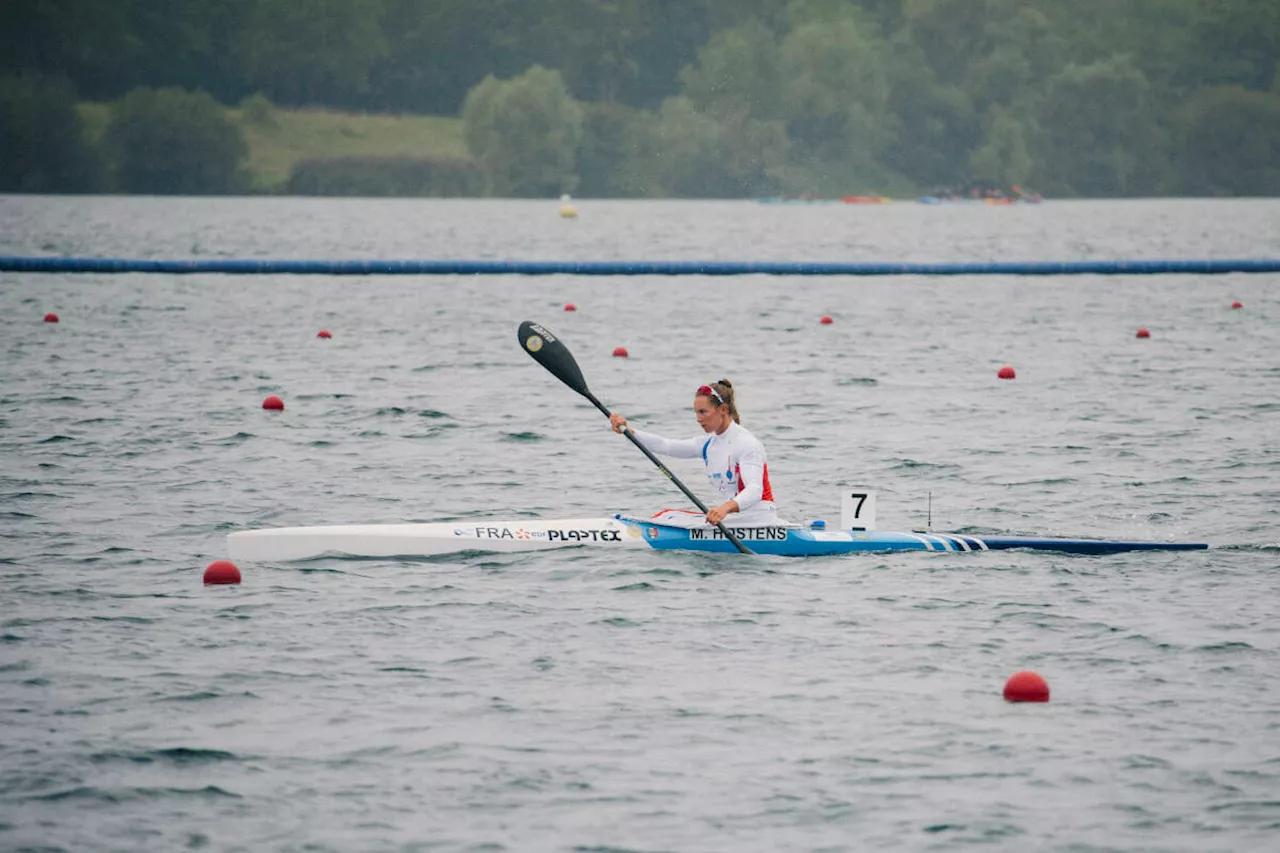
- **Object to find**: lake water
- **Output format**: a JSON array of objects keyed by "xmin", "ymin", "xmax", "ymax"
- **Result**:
[{"xmin": 1, "ymin": 196, "xmax": 1279, "ymax": 852}]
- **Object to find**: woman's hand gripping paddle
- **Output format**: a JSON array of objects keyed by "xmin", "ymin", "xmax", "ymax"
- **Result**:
[{"xmin": 517, "ymin": 320, "xmax": 753, "ymax": 555}]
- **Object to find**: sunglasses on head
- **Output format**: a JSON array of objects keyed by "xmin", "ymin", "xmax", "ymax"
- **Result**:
[{"xmin": 696, "ymin": 384, "xmax": 725, "ymax": 405}]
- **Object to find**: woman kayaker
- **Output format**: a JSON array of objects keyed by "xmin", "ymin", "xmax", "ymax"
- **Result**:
[{"xmin": 609, "ymin": 379, "xmax": 777, "ymax": 526}]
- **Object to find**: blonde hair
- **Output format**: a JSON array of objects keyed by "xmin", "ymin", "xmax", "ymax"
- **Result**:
[{"xmin": 707, "ymin": 378, "xmax": 740, "ymax": 424}]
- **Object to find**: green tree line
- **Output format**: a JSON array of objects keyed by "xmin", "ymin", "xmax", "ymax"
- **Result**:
[{"xmin": 2, "ymin": 0, "xmax": 1277, "ymax": 196}]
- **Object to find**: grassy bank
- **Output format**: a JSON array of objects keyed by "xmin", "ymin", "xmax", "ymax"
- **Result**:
[
  {"xmin": 234, "ymin": 108, "xmax": 466, "ymax": 191},
  {"xmin": 78, "ymin": 102, "xmax": 467, "ymax": 193}
]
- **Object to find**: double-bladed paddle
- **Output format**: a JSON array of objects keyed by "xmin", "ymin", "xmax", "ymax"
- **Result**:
[{"xmin": 517, "ymin": 320, "xmax": 753, "ymax": 555}]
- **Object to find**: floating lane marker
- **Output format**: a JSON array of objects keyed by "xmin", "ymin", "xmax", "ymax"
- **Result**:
[{"xmin": 4, "ymin": 258, "xmax": 1280, "ymax": 277}]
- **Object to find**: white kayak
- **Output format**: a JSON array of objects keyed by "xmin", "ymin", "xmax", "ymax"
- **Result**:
[{"xmin": 226, "ymin": 515, "xmax": 1208, "ymax": 562}]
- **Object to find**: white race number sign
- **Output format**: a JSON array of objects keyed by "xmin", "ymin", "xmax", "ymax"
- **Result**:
[{"xmin": 840, "ymin": 489, "xmax": 877, "ymax": 531}]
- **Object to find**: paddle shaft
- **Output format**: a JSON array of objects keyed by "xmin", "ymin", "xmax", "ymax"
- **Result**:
[{"xmin": 579, "ymin": 390, "xmax": 753, "ymax": 555}]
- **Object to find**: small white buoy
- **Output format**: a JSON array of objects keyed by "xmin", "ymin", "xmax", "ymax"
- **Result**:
[{"xmin": 559, "ymin": 193, "xmax": 578, "ymax": 219}]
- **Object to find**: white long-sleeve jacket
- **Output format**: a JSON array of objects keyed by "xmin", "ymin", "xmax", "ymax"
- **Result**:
[{"xmin": 631, "ymin": 421, "xmax": 777, "ymax": 522}]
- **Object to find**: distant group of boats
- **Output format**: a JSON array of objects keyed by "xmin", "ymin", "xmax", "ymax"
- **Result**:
[
  {"xmin": 757, "ymin": 194, "xmax": 1044, "ymax": 205},
  {"xmin": 758, "ymin": 185, "xmax": 1044, "ymax": 205},
  {"xmin": 919, "ymin": 195, "xmax": 1042, "ymax": 205},
  {"xmin": 552, "ymin": 193, "xmax": 1043, "ymax": 211}
]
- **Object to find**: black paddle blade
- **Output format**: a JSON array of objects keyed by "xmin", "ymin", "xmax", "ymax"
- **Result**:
[{"xmin": 518, "ymin": 321, "xmax": 591, "ymax": 399}]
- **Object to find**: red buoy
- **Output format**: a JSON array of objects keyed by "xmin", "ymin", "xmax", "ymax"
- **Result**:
[
  {"xmin": 203, "ymin": 560, "xmax": 241, "ymax": 585},
  {"xmin": 317, "ymin": 330, "xmax": 332, "ymax": 339},
  {"xmin": 1231, "ymin": 301, "xmax": 1242, "ymax": 309},
  {"xmin": 997, "ymin": 365, "xmax": 1016, "ymax": 380},
  {"xmin": 564, "ymin": 303, "xmax": 577, "ymax": 312},
  {"xmin": 819, "ymin": 315, "xmax": 833, "ymax": 325},
  {"xmin": 262, "ymin": 395, "xmax": 284, "ymax": 410},
  {"xmin": 612, "ymin": 346, "xmax": 629, "ymax": 358},
  {"xmin": 44, "ymin": 313, "xmax": 59, "ymax": 323},
  {"xmin": 1003, "ymin": 670, "xmax": 1050, "ymax": 703},
  {"xmin": 1136, "ymin": 328, "xmax": 1150, "ymax": 338}
]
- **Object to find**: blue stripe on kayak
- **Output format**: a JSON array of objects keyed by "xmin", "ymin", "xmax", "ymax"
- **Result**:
[
  {"xmin": 976, "ymin": 537, "xmax": 1208, "ymax": 555},
  {"xmin": 615, "ymin": 518, "xmax": 1206, "ymax": 556}
]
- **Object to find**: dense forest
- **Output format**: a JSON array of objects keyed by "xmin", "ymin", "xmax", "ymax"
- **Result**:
[{"xmin": 2, "ymin": 0, "xmax": 1277, "ymax": 197}]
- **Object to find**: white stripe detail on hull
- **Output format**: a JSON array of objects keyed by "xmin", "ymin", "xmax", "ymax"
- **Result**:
[
  {"xmin": 926, "ymin": 534, "xmax": 954, "ymax": 551},
  {"xmin": 905, "ymin": 533, "xmax": 938, "ymax": 551},
  {"xmin": 907, "ymin": 533, "xmax": 990, "ymax": 552}
]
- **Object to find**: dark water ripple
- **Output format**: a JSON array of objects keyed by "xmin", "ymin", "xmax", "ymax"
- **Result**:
[{"xmin": 1, "ymin": 197, "xmax": 1279, "ymax": 851}]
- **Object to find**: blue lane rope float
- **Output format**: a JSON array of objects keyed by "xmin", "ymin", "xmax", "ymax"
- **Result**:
[{"xmin": 2, "ymin": 257, "xmax": 1279, "ymax": 276}]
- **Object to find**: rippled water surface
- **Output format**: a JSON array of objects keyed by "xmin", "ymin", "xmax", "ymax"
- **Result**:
[{"xmin": 2, "ymin": 196, "xmax": 1279, "ymax": 852}]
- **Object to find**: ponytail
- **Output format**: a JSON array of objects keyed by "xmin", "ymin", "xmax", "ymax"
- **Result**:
[{"xmin": 711, "ymin": 379, "xmax": 740, "ymax": 424}]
